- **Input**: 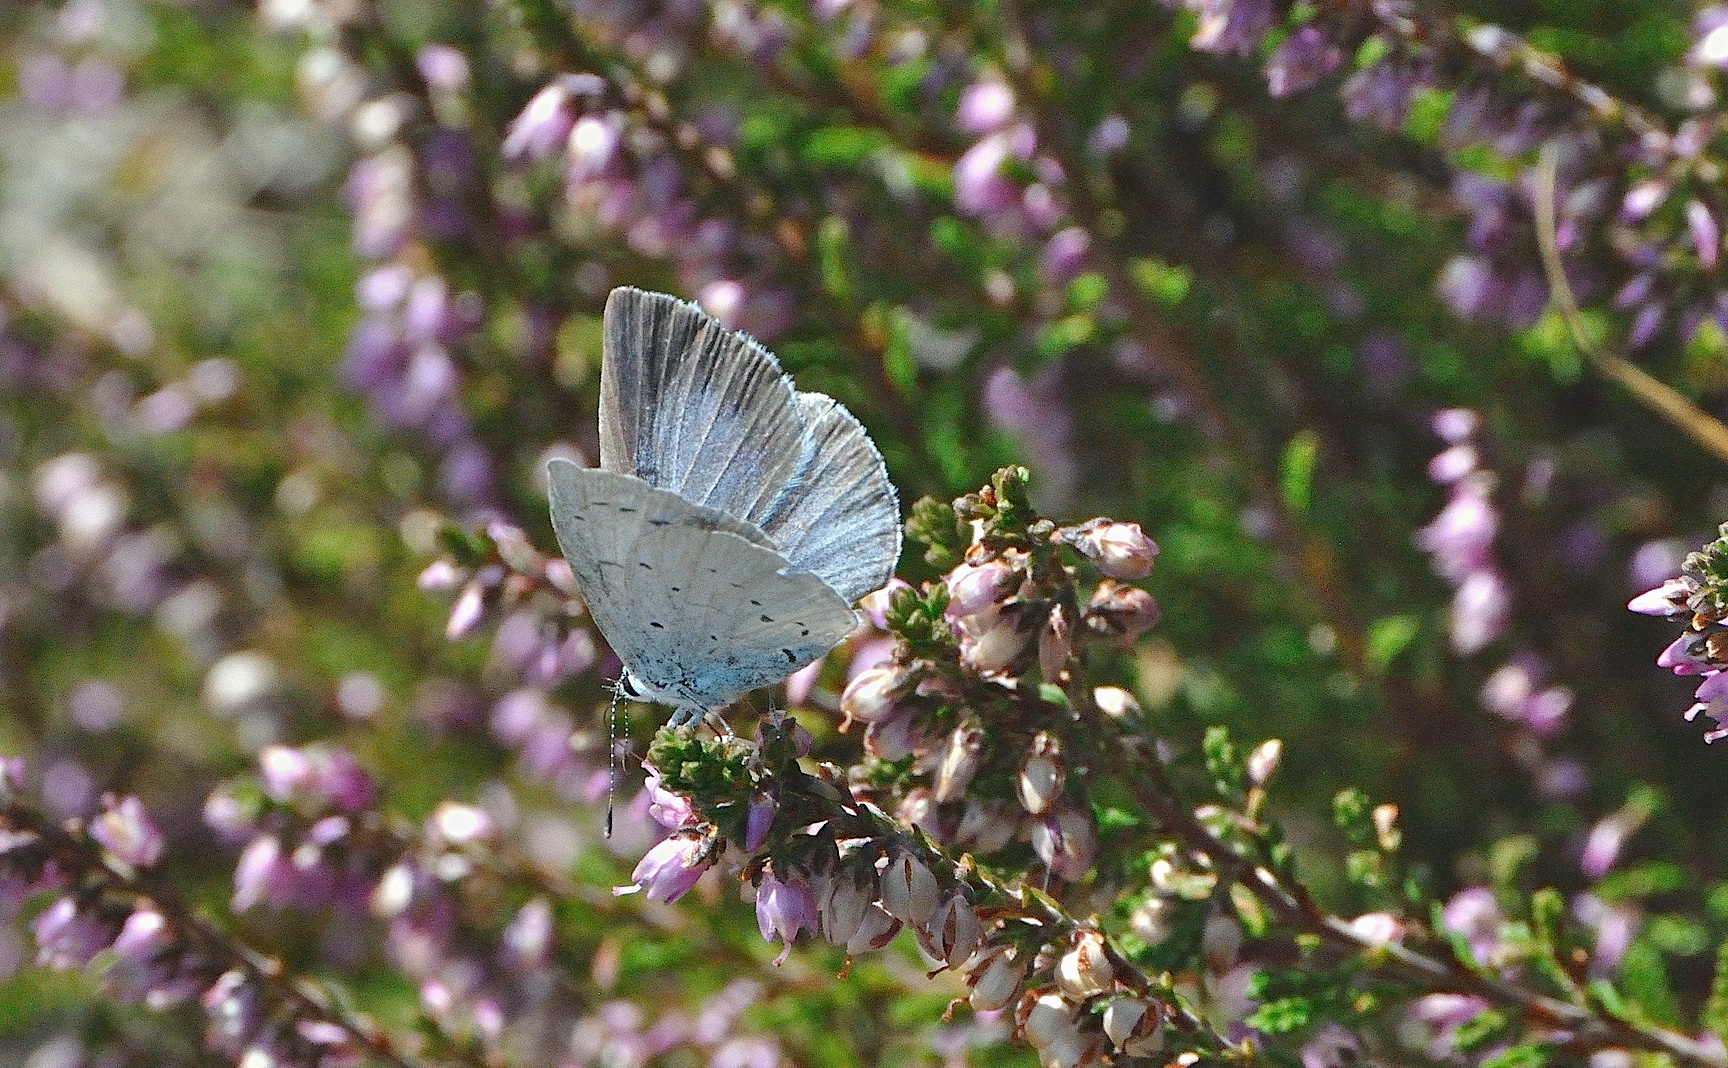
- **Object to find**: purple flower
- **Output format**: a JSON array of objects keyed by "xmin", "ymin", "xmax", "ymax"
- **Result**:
[
  {"xmin": 1659, "ymin": 635, "xmax": 1711, "ymax": 675},
  {"xmin": 621, "ymin": 835, "xmax": 710, "ymax": 903},
  {"xmin": 1688, "ymin": 199, "xmax": 1722, "ymax": 270},
  {"xmin": 1440, "ymin": 887, "xmax": 1505, "ymax": 966},
  {"xmin": 1449, "ymin": 570, "xmax": 1510, "ymax": 655},
  {"xmin": 953, "ymin": 133, "xmax": 1020, "ymax": 219},
  {"xmin": 743, "ymin": 793, "xmax": 776, "ymax": 852},
  {"xmin": 1188, "ymin": 0, "xmax": 1274, "ymax": 57},
  {"xmin": 755, "ymin": 870, "xmax": 817, "ymax": 962},
  {"xmin": 1300, "ymin": 1023, "xmax": 1363, "ymax": 1068},
  {"xmin": 33, "ymin": 896, "xmax": 112, "ymax": 970},
  {"xmin": 1342, "ymin": 60, "xmax": 1420, "ymax": 131},
  {"xmin": 645, "ymin": 771, "xmax": 696, "ymax": 830},
  {"xmin": 89, "ymin": 795, "xmax": 164, "ymax": 868},
  {"xmin": 1265, "ymin": 27, "xmax": 1341, "ymax": 98},
  {"xmin": 955, "ymin": 80, "xmax": 1015, "ymax": 133}
]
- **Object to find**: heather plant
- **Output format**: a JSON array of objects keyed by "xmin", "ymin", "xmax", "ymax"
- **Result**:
[{"xmin": 8, "ymin": 0, "xmax": 1728, "ymax": 1066}]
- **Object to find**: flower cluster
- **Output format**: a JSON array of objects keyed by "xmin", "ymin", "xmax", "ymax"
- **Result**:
[{"xmin": 1630, "ymin": 523, "xmax": 1728, "ymax": 741}]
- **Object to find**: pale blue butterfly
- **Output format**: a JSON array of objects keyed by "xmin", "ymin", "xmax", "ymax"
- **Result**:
[{"xmin": 547, "ymin": 287, "xmax": 901, "ymax": 732}]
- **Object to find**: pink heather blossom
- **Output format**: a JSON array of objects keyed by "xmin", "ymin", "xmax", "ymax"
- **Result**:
[{"xmin": 621, "ymin": 836, "xmax": 709, "ymax": 903}]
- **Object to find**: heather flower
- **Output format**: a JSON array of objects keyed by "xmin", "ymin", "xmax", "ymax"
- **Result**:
[
  {"xmin": 1017, "ymin": 734, "xmax": 1063, "ymax": 816},
  {"xmin": 945, "ymin": 558, "xmax": 1018, "ymax": 618},
  {"xmin": 1057, "ymin": 519, "xmax": 1159, "ymax": 579},
  {"xmin": 743, "ymin": 793, "xmax": 776, "ymax": 852},
  {"xmin": 966, "ymin": 945, "xmax": 1024, "ymax": 1011},
  {"xmin": 33, "ymin": 896, "xmax": 112, "ymax": 970},
  {"xmin": 1102, "ymin": 996, "xmax": 1164, "ymax": 1056},
  {"xmin": 1265, "ymin": 27, "xmax": 1341, "ymax": 98},
  {"xmin": 89, "ymin": 794, "xmax": 164, "ymax": 868},
  {"xmin": 1627, "ymin": 577, "xmax": 1693, "ymax": 617},
  {"xmin": 956, "ymin": 80, "xmax": 1015, "ymax": 134},
  {"xmin": 1083, "ymin": 582, "xmax": 1161, "ymax": 643},
  {"xmin": 1053, "ymin": 930, "xmax": 1113, "ymax": 999},
  {"xmin": 879, "ymin": 851, "xmax": 938, "ymax": 926},
  {"xmin": 755, "ymin": 869, "xmax": 817, "ymax": 962},
  {"xmin": 622, "ymin": 835, "xmax": 711, "ymax": 903},
  {"xmin": 1300, "ymin": 1023, "xmax": 1364, "ymax": 1068},
  {"xmin": 1441, "ymin": 887, "xmax": 1507, "ymax": 967}
]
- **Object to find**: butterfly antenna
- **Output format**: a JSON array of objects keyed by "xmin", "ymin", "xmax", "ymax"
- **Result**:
[{"xmin": 605, "ymin": 682, "xmax": 623, "ymax": 839}]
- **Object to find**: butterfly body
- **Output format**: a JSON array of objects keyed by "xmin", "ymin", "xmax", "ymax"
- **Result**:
[{"xmin": 548, "ymin": 288, "xmax": 900, "ymax": 727}]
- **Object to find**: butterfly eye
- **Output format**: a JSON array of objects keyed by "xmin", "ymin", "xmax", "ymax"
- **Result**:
[{"xmin": 617, "ymin": 674, "xmax": 643, "ymax": 699}]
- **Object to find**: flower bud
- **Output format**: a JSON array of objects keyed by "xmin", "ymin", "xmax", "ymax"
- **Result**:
[
  {"xmin": 1627, "ymin": 577, "xmax": 1693, "ymax": 617},
  {"xmin": 864, "ymin": 713, "xmax": 922, "ymax": 761},
  {"xmin": 1019, "ymin": 990, "xmax": 1081, "ymax": 1050},
  {"xmin": 1054, "ymin": 930, "xmax": 1113, "ymax": 999},
  {"xmin": 934, "ymin": 723, "xmax": 984, "ymax": 804},
  {"xmin": 919, "ymin": 894, "xmax": 982, "ymax": 966},
  {"xmin": 90, "ymin": 795, "xmax": 164, "ymax": 868},
  {"xmin": 445, "ymin": 581, "xmax": 486, "ymax": 640},
  {"xmin": 744, "ymin": 792, "xmax": 777, "ymax": 852},
  {"xmin": 1084, "ymin": 581, "xmax": 1160, "ymax": 643},
  {"xmin": 1129, "ymin": 896, "xmax": 1173, "ymax": 944},
  {"xmin": 1202, "ymin": 914, "xmax": 1242, "ymax": 974},
  {"xmin": 1350, "ymin": 911, "xmax": 1404, "ymax": 946},
  {"xmin": 1373, "ymin": 804, "xmax": 1401, "ymax": 851},
  {"xmin": 879, "ymin": 851, "xmax": 938, "ymax": 926},
  {"xmin": 1247, "ymin": 739, "xmax": 1282, "ymax": 786},
  {"xmin": 1102, "ymin": 996, "xmax": 1164, "ymax": 1056},
  {"xmin": 1092, "ymin": 686, "xmax": 1141, "ymax": 719},
  {"xmin": 845, "ymin": 904, "xmax": 901, "ymax": 954},
  {"xmin": 967, "ymin": 944, "xmax": 1025, "ymax": 1011},
  {"xmin": 1039, "ymin": 603, "xmax": 1073, "ymax": 679},
  {"xmin": 429, "ymin": 802, "xmax": 494, "ymax": 847},
  {"xmin": 621, "ymin": 835, "xmax": 710, "ymax": 903},
  {"xmin": 841, "ymin": 665, "xmax": 902, "ymax": 726},
  {"xmin": 946, "ymin": 559, "xmax": 1019, "ymax": 619},
  {"xmin": 960, "ymin": 606, "xmax": 1033, "ymax": 674},
  {"xmin": 1017, "ymin": 733, "xmax": 1064, "ymax": 816},
  {"xmin": 821, "ymin": 874, "xmax": 872, "ymax": 947},
  {"xmin": 1031, "ymin": 806, "xmax": 1097, "ymax": 882},
  {"xmin": 954, "ymin": 800, "xmax": 1017, "ymax": 854},
  {"xmin": 1063, "ymin": 520, "xmax": 1159, "ymax": 580}
]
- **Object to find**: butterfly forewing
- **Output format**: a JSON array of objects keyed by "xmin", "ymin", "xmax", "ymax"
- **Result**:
[
  {"xmin": 599, "ymin": 288, "xmax": 812, "ymax": 530},
  {"xmin": 547, "ymin": 460, "xmax": 857, "ymax": 709},
  {"xmin": 759, "ymin": 394, "xmax": 903, "ymax": 604}
]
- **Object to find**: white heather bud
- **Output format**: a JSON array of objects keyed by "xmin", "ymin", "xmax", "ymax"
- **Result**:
[
  {"xmin": 880, "ymin": 852, "xmax": 939, "ymax": 926},
  {"xmin": 1202, "ymin": 915, "xmax": 1242, "ymax": 974},
  {"xmin": 864, "ymin": 714, "xmax": 921, "ymax": 761},
  {"xmin": 1129, "ymin": 896, "xmax": 1173, "ymax": 945},
  {"xmin": 820, "ymin": 874, "xmax": 872, "ymax": 947},
  {"xmin": 845, "ymin": 904, "xmax": 901, "ymax": 954},
  {"xmin": 1247, "ymin": 739, "xmax": 1282, "ymax": 786},
  {"xmin": 1102, "ymin": 996, "xmax": 1164, "ymax": 1056},
  {"xmin": 1017, "ymin": 734, "xmax": 1064, "ymax": 815},
  {"xmin": 1092, "ymin": 686, "xmax": 1141, "ymax": 719},
  {"xmin": 1373, "ymin": 803, "xmax": 1401, "ymax": 851},
  {"xmin": 961, "ymin": 607, "xmax": 1033, "ymax": 674},
  {"xmin": 1079, "ymin": 520, "xmax": 1159, "ymax": 579},
  {"xmin": 1038, "ymin": 1033, "xmax": 1098, "ymax": 1068},
  {"xmin": 934, "ymin": 723, "xmax": 984, "ymax": 804},
  {"xmin": 841, "ymin": 665, "xmax": 901, "ymax": 726},
  {"xmin": 1350, "ymin": 911, "xmax": 1405, "ymax": 946},
  {"xmin": 924, "ymin": 894, "xmax": 983, "ymax": 965},
  {"xmin": 946, "ymin": 559, "xmax": 1018, "ymax": 618},
  {"xmin": 1020, "ymin": 990, "xmax": 1081, "ymax": 1050},
  {"xmin": 1054, "ymin": 930, "xmax": 1114, "ymax": 999},
  {"xmin": 967, "ymin": 945, "xmax": 1025, "ymax": 1011},
  {"xmin": 955, "ymin": 800, "xmax": 1017, "ymax": 854},
  {"xmin": 1039, "ymin": 602, "xmax": 1073, "ymax": 680}
]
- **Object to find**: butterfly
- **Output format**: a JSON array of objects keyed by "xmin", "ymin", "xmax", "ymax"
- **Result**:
[{"xmin": 547, "ymin": 287, "xmax": 901, "ymax": 730}]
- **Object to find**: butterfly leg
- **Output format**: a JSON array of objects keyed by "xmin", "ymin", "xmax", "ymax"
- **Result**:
[
  {"xmin": 700, "ymin": 709, "xmax": 734, "ymax": 738},
  {"xmin": 665, "ymin": 703, "xmax": 704, "ymax": 730}
]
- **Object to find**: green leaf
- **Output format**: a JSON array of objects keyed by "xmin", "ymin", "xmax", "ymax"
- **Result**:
[
  {"xmin": 1364, "ymin": 615, "xmax": 1420, "ymax": 674},
  {"xmin": 1702, "ymin": 940, "xmax": 1728, "ymax": 1041},
  {"xmin": 1127, "ymin": 257, "xmax": 1192, "ymax": 306},
  {"xmin": 800, "ymin": 125, "xmax": 891, "ymax": 169},
  {"xmin": 816, "ymin": 216, "xmax": 855, "ymax": 302},
  {"xmin": 1279, "ymin": 431, "xmax": 1320, "ymax": 514}
]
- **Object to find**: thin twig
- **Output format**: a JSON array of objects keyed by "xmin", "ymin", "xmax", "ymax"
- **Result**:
[{"xmin": 1532, "ymin": 143, "xmax": 1728, "ymax": 467}]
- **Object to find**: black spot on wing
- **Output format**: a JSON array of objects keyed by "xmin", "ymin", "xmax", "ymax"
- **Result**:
[
  {"xmin": 650, "ymin": 621, "xmax": 664, "ymax": 629},
  {"xmin": 781, "ymin": 649, "xmax": 795, "ymax": 662}
]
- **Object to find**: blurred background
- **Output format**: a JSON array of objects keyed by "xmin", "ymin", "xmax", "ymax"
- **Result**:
[{"xmin": 1, "ymin": 0, "xmax": 1726, "ymax": 1063}]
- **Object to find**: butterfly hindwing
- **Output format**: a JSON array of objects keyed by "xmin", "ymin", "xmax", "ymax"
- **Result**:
[
  {"xmin": 760, "ymin": 393, "xmax": 903, "ymax": 604},
  {"xmin": 546, "ymin": 460, "xmax": 857, "ymax": 709},
  {"xmin": 598, "ymin": 288, "xmax": 812, "ymax": 530}
]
